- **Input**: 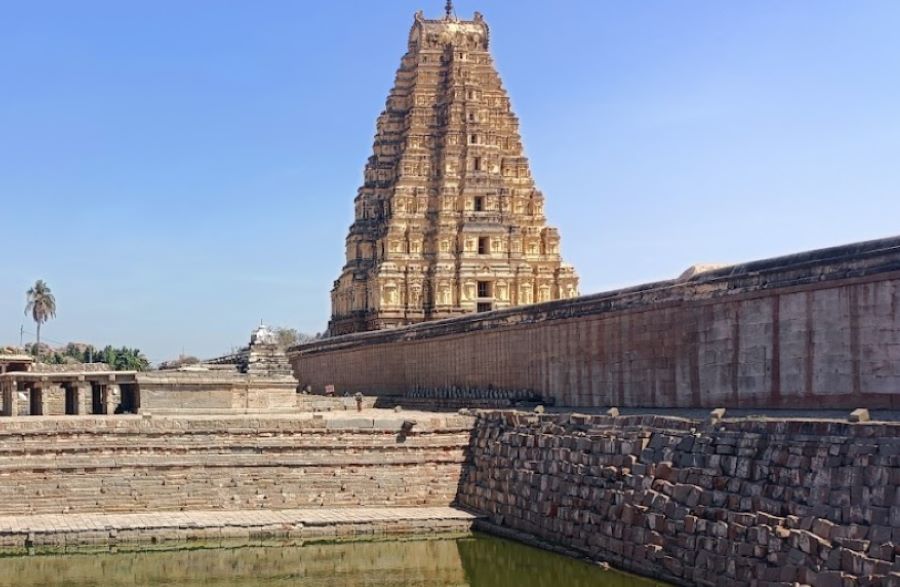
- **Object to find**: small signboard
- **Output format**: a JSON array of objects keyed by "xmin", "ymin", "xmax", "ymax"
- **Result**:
[{"xmin": 324, "ymin": 384, "xmax": 335, "ymax": 396}]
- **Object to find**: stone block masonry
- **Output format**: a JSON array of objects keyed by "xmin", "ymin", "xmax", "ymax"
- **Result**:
[
  {"xmin": 292, "ymin": 235, "xmax": 900, "ymax": 410},
  {"xmin": 0, "ymin": 507, "xmax": 478, "ymax": 549},
  {"xmin": 136, "ymin": 371, "xmax": 298, "ymax": 414},
  {"xmin": 456, "ymin": 411, "xmax": 900, "ymax": 586},
  {"xmin": 4, "ymin": 409, "xmax": 900, "ymax": 585},
  {"xmin": 0, "ymin": 413, "xmax": 472, "ymax": 516}
]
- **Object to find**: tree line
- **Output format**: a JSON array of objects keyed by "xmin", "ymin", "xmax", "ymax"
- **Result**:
[
  {"xmin": 20, "ymin": 279, "xmax": 316, "ymax": 371},
  {"xmin": 29, "ymin": 343, "xmax": 151, "ymax": 371},
  {"xmin": 21, "ymin": 280, "xmax": 150, "ymax": 370}
]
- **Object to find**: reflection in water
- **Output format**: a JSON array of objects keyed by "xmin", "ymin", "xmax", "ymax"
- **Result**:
[
  {"xmin": 458, "ymin": 534, "xmax": 666, "ymax": 587},
  {"xmin": 0, "ymin": 534, "xmax": 665, "ymax": 587}
]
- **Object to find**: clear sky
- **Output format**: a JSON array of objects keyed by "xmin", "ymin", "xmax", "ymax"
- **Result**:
[{"xmin": 1, "ymin": 1, "xmax": 898, "ymax": 363}]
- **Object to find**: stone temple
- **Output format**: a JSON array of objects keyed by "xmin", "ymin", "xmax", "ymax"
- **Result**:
[{"xmin": 328, "ymin": 7, "xmax": 579, "ymax": 336}]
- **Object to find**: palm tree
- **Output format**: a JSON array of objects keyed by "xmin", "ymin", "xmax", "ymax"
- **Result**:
[{"xmin": 25, "ymin": 280, "xmax": 56, "ymax": 359}]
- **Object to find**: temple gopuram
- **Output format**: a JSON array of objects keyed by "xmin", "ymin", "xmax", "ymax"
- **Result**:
[{"xmin": 328, "ymin": 6, "xmax": 579, "ymax": 336}]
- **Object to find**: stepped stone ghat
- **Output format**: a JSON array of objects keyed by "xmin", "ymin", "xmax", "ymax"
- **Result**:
[
  {"xmin": 0, "ymin": 413, "xmax": 470, "ymax": 517},
  {"xmin": 3, "ymin": 410, "xmax": 900, "ymax": 585}
]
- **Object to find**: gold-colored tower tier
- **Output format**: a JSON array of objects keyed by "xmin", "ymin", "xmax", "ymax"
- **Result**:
[{"xmin": 328, "ymin": 9, "xmax": 579, "ymax": 336}]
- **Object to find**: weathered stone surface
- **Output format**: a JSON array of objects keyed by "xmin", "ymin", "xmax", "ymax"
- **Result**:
[
  {"xmin": 457, "ymin": 411, "xmax": 900, "ymax": 586},
  {"xmin": 292, "ymin": 235, "xmax": 900, "ymax": 410},
  {"xmin": 0, "ymin": 506, "xmax": 479, "ymax": 548},
  {"xmin": 237, "ymin": 325, "xmax": 295, "ymax": 378},
  {"xmin": 137, "ymin": 325, "xmax": 300, "ymax": 414},
  {"xmin": 4, "ymin": 407, "xmax": 900, "ymax": 585},
  {"xmin": 0, "ymin": 412, "xmax": 472, "ymax": 516},
  {"xmin": 136, "ymin": 371, "xmax": 298, "ymax": 414},
  {"xmin": 850, "ymin": 408, "xmax": 871, "ymax": 423}
]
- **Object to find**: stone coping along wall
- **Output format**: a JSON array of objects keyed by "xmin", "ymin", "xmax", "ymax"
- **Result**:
[{"xmin": 290, "ymin": 235, "xmax": 900, "ymax": 409}]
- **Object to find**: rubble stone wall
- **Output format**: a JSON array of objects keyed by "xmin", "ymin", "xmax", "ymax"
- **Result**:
[
  {"xmin": 456, "ymin": 411, "xmax": 900, "ymax": 586},
  {"xmin": 292, "ymin": 236, "xmax": 900, "ymax": 409},
  {"xmin": 0, "ymin": 414, "xmax": 471, "ymax": 516}
]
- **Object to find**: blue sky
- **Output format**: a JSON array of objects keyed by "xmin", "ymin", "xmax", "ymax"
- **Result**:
[{"xmin": 1, "ymin": 0, "xmax": 898, "ymax": 363}]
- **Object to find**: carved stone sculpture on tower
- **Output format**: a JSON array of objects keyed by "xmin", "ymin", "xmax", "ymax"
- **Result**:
[{"xmin": 328, "ymin": 8, "xmax": 579, "ymax": 336}]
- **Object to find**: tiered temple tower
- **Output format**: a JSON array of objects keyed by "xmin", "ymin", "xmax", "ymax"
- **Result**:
[{"xmin": 328, "ymin": 6, "xmax": 579, "ymax": 336}]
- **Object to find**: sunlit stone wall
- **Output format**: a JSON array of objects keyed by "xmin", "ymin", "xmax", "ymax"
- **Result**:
[
  {"xmin": 457, "ymin": 411, "xmax": 900, "ymax": 586},
  {"xmin": 292, "ymin": 236, "xmax": 900, "ymax": 410},
  {"xmin": 0, "ymin": 414, "xmax": 472, "ymax": 516}
]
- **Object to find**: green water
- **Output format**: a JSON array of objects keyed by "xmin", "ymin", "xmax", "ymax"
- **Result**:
[{"xmin": 0, "ymin": 534, "xmax": 666, "ymax": 586}]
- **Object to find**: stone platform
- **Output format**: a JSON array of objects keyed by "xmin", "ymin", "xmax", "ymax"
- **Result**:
[{"xmin": 0, "ymin": 506, "xmax": 481, "ymax": 548}]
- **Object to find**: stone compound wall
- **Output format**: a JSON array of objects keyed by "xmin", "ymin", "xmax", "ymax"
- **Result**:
[
  {"xmin": 0, "ymin": 414, "xmax": 471, "ymax": 516},
  {"xmin": 291, "ymin": 236, "xmax": 900, "ymax": 410},
  {"xmin": 457, "ymin": 411, "xmax": 900, "ymax": 587}
]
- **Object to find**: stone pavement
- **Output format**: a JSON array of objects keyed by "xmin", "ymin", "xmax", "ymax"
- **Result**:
[{"xmin": 0, "ymin": 507, "xmax": 481, "ymax": 548}]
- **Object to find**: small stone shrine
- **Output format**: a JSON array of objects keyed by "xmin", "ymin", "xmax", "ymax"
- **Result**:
[{"xmin": 237, "ymin": 324, "xmax": 294, "ymax": 377}]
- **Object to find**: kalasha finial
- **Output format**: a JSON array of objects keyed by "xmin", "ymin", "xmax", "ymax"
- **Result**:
[{"xmin": 445, "ymin": 0, "xmax": 453, "ymax": 19}]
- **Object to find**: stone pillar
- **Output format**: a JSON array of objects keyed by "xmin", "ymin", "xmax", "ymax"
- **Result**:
[
  {"xmin": 10, "ymin": 385, "xmax": 26, "ymax": 416},
  {"xmin": 43, "ymin": 385, "xmax": 66, "ymax": 416},
  {"xmin": 103, "ymin": 384, "xmax": 121, "ymax": 415},
  {"xmin": 75, "ymin": 382, "xmax": 92, "ymax": 415}
]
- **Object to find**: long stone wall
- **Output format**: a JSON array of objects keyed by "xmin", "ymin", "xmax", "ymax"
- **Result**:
[
  {"xmin": 456, "ymin": 411, "xmax": 900, "ymax": 586},
  {"xmin": 0, "ymin": 414, "xmax": 471, "ymax": 516},
  {"xmin": 291, "ymin": 236, "xmax": 900, "ymax": 409}
]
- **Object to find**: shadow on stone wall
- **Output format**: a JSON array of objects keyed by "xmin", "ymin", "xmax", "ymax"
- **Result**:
[{"xmin": 375, "ymin": 386, "xmax": 549, "ymax": 413}]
